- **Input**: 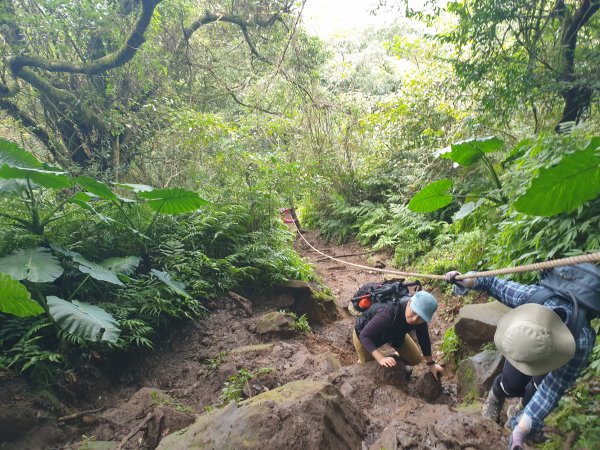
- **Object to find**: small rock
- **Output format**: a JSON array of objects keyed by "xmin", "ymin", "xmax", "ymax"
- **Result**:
[{"xmin": 416, "ymin": 372, "xmax": 442, "ymax": 401}]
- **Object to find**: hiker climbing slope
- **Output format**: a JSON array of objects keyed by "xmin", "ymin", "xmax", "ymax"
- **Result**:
[
  {"xmin": 446, "ymin": 264, "xmax": 599, "ymax": 450},
  {"xmin": 353, "ymin": 291, "xmax": 444, "ymax": 380}
]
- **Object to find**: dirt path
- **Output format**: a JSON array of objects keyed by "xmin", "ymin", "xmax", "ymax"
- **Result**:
[{"xmin": 1, "ymin": 229, "xmax": 506, "ymax": 450}]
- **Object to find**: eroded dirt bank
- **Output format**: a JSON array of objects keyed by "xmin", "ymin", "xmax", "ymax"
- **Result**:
[{"xmin": 0, "ymin": 230, "xmax": 508, "ymax": 450}]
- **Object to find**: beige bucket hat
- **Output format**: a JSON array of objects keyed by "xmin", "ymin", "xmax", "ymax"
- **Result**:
[{"xmin": 494, "ymin": 303, "xmax": 576, "ymax": 376}]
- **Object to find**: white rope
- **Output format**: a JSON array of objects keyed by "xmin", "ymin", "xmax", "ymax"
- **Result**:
[{"xmin": 293, "ymin": 222, "xmax": 600, "ymax": 281}]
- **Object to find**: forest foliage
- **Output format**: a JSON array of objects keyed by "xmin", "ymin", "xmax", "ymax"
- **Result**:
[{"xmin": 0, "ymin": 0, "xmax": 599, "ymax": 446}]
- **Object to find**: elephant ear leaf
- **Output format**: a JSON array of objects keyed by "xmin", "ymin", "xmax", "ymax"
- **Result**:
[
  {"xmin": 114, "ymin": 182, "xmax": 154, "ymax": 192},
  {"xmin": 100, "ymin": 256, "xmax": 140, "ymax": 275},
  {"xmin": 449, "ymin": 136, "xmax": 503, "ymax": 166},
  {"xmin": 47, "ymin": 296, "xmax": 121, "ymax": 343},
  {"xmin": 0, "ymin": 247, "xmax": 64, "ymax": 282},
  {"xmin": 0, "ymin": 165, "xmax": 73, "ymax": 189},
  {"xmin": 151, "ymin": 269, "xmax": 191, "ymax": 298},
  {"xmin": 0, "ymin": 273, "xmax": 44, "ymax": 317},
  {"xmin": 73, "ymin": 254, "xmax": 124, "ymax": 286},
  {"xmin": 137, "ymin": 188, "xmax": 209, "ymax": 214},
  {"xmin": 452, "ymin": 198, "xmax": 487, "ymax": 221},
  {"xmin": 52, "ymin": 247, "xmax": 124, "ymax": 285},
  {"xmin": 408, "ymin": 179, "xmax": 454, "ymax": 213},
  {"xmin": 75, "ymin": 176, "xmax": 118, "ymax": 201},
  {"xmin": 0, "ymin": 138, "xmax": 42, "ymax": 168},
  {"xmin": 514, "ymin": 139, "xmax": 600, "ymax": 216}
]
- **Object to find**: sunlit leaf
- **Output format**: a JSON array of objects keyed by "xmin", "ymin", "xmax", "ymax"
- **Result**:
[
  {"xmin": 0, "ymin": 164, "xmax": 73, "ymax": 189},
  {"xmin": 0, "ymin": 247, "xmax": 64, "ymax": 282},
  {"xmin": 114, "ymin": 182, "xmax": 154, "ymax": 192},
  {"xmin": 449, "ymin": 136, "xmax": 504, "ymax": 166},
  {"xmin": 452, "ymin": 198, "xmax": 486, "ymax": 221},
  {"xmin": 100, "ymin": 256, "xmax": 140, "ymax": 275},
  {"xmin": 137, "ymin": 188, "xmax": 209, "ymax": 214},
  {"xmin": 514, "ymin": 138, "xmax": 600, "ymax": 216},
  {"xmin": 408, "ymin": 179, "xmax": 454, "ymax": 213},
  {"xmin": 47, "ymin": 296, "xmax": 121, "ymax": 343},
  {"xmin": 0, "ymin": 138, "xmax": 42, "ymax": 168},
  {"xmin": 0, "ymin": 273, "xmax": 44, "ymax": 317}
]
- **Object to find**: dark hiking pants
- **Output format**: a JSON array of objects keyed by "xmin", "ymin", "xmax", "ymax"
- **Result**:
[{"xmin": 492, "ymin": 361, "xmax": 546, "ymax": 406}]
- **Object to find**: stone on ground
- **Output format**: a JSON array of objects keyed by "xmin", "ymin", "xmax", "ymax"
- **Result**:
[
  {"xmin": 457, "ymin": 350, "xmax": 504, "ymax": 397},
  {"xmin": 156, "ymin": 380, "xmax": 367, "ymax": 450},
  {"xmin": 255, "ymin": 311, "xmax": 296, "ymax": 335},
  {"xmin": 454, "ymin": 301, "xmax": 511, "ymax": 347}
]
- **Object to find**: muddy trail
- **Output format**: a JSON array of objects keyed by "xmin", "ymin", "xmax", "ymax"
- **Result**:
[{"xmin": 1, "ymin": 230, "xmax": 508, "ymax": 450}]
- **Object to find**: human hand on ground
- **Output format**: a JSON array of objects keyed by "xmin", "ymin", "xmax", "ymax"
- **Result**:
[
  {"xmin": 378, "ymin": 356, "xmax": 397, "ymax": 368},
  {"xmin": 429, "ymin": 363, "xmax": 444, "ymax": 381}
]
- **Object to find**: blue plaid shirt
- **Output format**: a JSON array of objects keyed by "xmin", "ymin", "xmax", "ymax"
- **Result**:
[{"xmin": 473, "ymin": 276, "xmax": 596, "ymax": 432}]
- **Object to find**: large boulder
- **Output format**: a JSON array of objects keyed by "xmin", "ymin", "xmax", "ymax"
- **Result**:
[
  {"xmin": 454, "ymin": 301, "xmax": 511, "ymax": 347},
  {"xmin": 156, "ymin": 380, "xmax": 367, "ymax": 450},
  {"xmin": 266, "ymin": 281, "xmax": 339, "ymax": 325},
  {"xmin": 457, "ymin": 350, "xmax": 504, "ymax": 397}
]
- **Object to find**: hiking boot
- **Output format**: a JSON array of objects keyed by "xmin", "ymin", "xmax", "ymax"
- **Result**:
[
  {"xmin": 504, "ymin": 401, "xmax": 524, "ymax": 430},
  {"xmin": 482, "ymin": 390, "xmax": 504, "ymax": 423},
  {"xmin": 527, "ymin": 430, "xmax": 549, "ymax": 445}
]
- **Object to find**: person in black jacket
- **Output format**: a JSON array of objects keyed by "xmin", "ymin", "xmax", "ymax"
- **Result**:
[{"xmin": 352, "ymin": 291, "xmax": 444, "ymax": 380}]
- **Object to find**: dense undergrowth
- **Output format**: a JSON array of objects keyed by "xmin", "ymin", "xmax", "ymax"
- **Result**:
[{"xmin": 0, "ymin": 154, "xmax": 314, "ymax": 388}]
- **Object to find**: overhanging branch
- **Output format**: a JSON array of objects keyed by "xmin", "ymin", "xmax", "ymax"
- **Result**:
[
  {"xmin": 178, "ymin": 10, "xmax": 286, "ymax": 58},
  {"xmin": 9, "ymin": 0, "xmax": 162, "ymax": 76}
]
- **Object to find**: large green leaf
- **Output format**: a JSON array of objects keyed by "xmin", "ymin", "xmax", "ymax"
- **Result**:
[
  {"xmin": 75, "ymin": 176, "xmax": 118, "ymax": 201},
  {"xmin": 514, "ymin": 139, "xmax": 600, "ymax": 216},
  {"xmin": 408, "ymin": 179, "xmax": 454, "ymax": 213},
  {"xmin": 68, "ymin": 193, "xmax": 115, "ymax": 223},
  {"xmin": 448, "ymin": 136, "xmax": 504, "ymax": 166},
  {"xmin": 47, "ymin": 296, "xmax": 121, "ymax": 343},
  {"xmin": 0, "ymin": 247, "xmax": 64, "ymax": 282},
  {"xmin": 100, "ymin": 256, "xmax": 140, "ymax": 275},
  {"xmin": 0, "ymin": 165, "xmax": 73, "ymax": 189},
  {"xmin": 151, "ymin": 269, "xmax": 191, "ymax": 298},
  {"xmin": 72, "ymin": 254, "xmax": 124, "ymax": 286},
  {"xmin": 0, "ymin": 138, "xmax": 42, "ymax": 168},
  {"xmin": 0, "ymin": 273, "xmax": 44, "ymax": 317},
  {"xmin": 138, "ymin": 188, "xmax": 208, "ymax": 214}
]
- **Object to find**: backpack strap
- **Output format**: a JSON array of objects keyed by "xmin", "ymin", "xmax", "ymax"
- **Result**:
[
  {"xmin": 526, "ymin": 287, "xmax": 583, "ymax": 337},
  {"xmin": 526, "ymin": 287, "xmax": 554, "ymax": 304}
]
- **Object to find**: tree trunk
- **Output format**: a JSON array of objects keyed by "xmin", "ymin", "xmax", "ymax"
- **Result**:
[{"xmin": 556, "ymin": 85, "xmax": 593, "ymax": 132}]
